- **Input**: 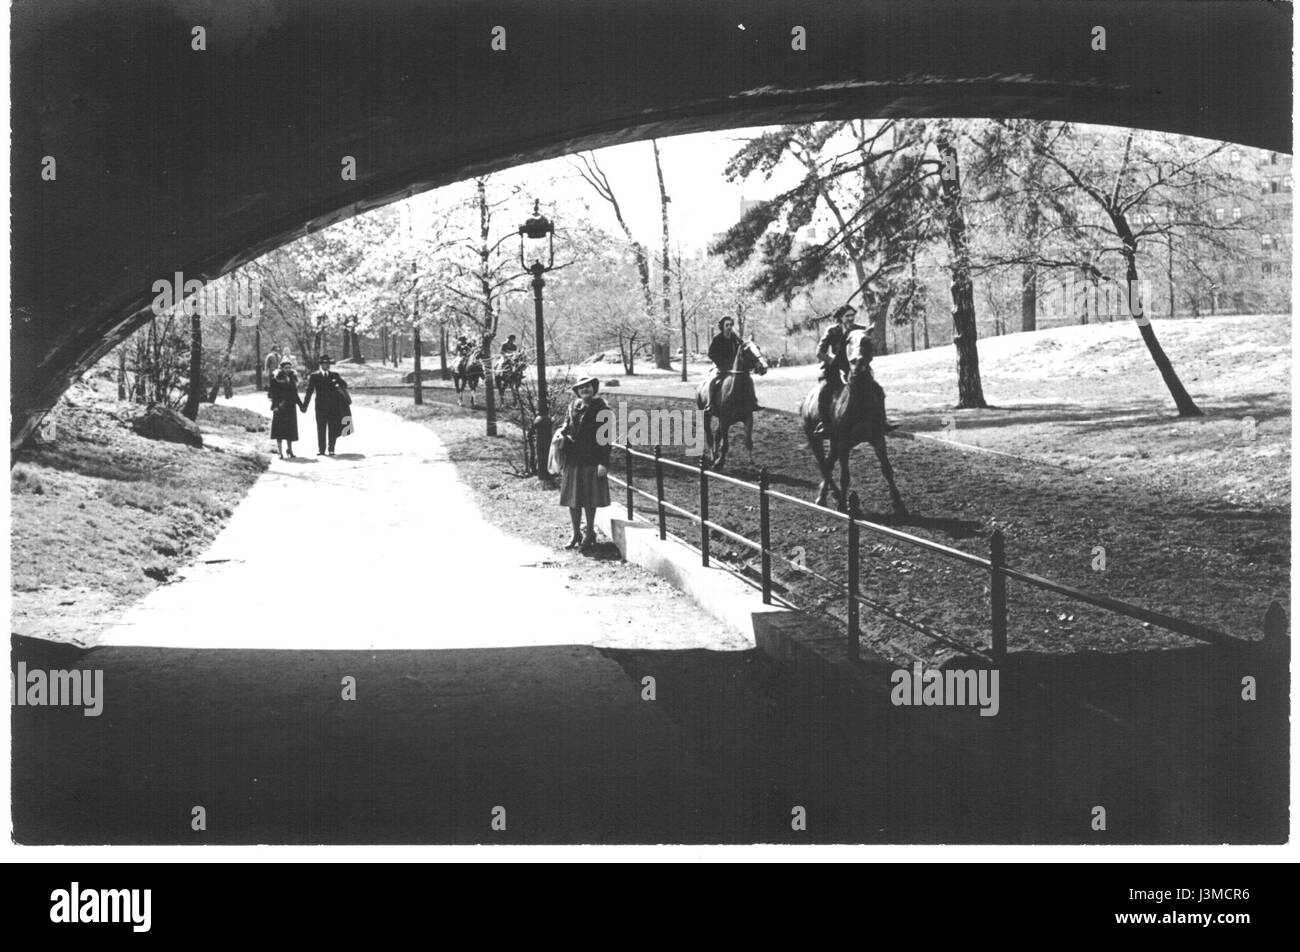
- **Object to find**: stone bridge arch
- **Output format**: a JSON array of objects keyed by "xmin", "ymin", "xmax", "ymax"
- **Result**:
[{"xmin": 11, "ymin": 0, "xmax": 1291, "ymax": 448}]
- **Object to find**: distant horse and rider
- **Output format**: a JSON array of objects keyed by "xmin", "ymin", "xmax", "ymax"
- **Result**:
[
  {"xmin": 800, "ymin": 304, "xmax": 906, "ymax": 516},
  {"xmin": 493, "ymin": 335, "xmax": 527, "ymax": 400},
  {"xmin": 451, "ymin": 335, "xmax": 485, "ymax": 407},
  {"xmin": 697, "ymin": 315, "xmax": 768, "ymax": 470}
]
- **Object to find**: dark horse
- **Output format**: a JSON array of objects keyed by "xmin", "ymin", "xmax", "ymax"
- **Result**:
[
  {"xmin": 799, "ymin": 328, "xmax": 907, "ymax": 515},
  {"xmin": 694, "ymin": 338, "xmax": 768, "ymax": 469},
  {"xmin": 452, "ymin": 350, "xmax": 484, "ymax": 408},
  {"xmin": 493, "ymin": 352, "xmax": 526, "ymax": 400}
]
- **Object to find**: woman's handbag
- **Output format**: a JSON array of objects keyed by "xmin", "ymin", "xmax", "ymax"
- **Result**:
[{"xmin": 547, "ymin": 429, "xmax": 567, "ymax": 476}]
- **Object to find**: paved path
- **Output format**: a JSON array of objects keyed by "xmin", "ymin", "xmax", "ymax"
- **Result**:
[
  {"xmin": 19, "ymin": 398, "xmax": 740, "ymax": 843},
  {"xmin": 100, "ymin": 396, "xmax": 733, "ymax": 651}
]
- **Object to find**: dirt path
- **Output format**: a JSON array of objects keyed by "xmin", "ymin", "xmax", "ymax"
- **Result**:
[{"xmin": 98, "ymin": 396, "xmax": 738, "ymax": 652}]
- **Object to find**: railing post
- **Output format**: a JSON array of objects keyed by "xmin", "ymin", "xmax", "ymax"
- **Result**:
[
  {"xmin": 847, "ymin": 491, "xmax": 861, "ymax": 661},
  {"xmin": 990, "ymin": 528, "xmax": 1007, "ymax": 666},
  {"xmin": 654, "ymin": 445, "xmax": 666, "ymax": 541},
  {"xmin": 759, "ymin": 468, "xmax": 772, "ymax": 605},
  {"xmin": 698, "ymin": 455, "xmax": 710, "ymax": 567},
  {"xmin": 624, "ymin": 442, "xmax": 633, "ymax": 520}
]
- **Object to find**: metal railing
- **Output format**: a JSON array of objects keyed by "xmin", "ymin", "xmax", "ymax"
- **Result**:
[{"xmin": 608, "ymin": 443, "xmax": 1277, "ymax": 664}]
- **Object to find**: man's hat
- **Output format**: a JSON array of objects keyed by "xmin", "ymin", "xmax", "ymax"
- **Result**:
[
  {"xmin": 571, "ymin": 375, "xmax": 600, "ymax": 395},
  {"xmin": 319, "ymin": 354, "xmax": 333, "ymax": 363}
]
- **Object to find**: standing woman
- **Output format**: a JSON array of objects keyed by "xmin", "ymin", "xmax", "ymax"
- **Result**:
[
  {"xmin": 559, "ymin": 376, "xmax": 611, "ymax": 552},
  {"xmin": 268, "ymin": 357, "xmax": 304, "ymax": 458}
]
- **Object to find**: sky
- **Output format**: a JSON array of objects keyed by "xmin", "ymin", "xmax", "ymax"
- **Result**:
[{"xmin": 409, "ymin": 125, "xmax": 801, "ymax": 257}]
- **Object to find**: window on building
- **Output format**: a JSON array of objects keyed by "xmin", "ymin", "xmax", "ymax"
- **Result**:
[
  {"xmin": 1271, "ymin": 153, "xmax": 1279, "ymax": 165},
  {"xmin": 1262, "ymin": 235, "xmax": 1273, "ymax": 250},
  {"xmin": 1284, "ymin": 179, "xmax": 1293, "ymax": 193},
  {"xmin": 1232, "ymin": 207, "xmax": 1242, "ymax": 220},
  {"xmin": 1263, "ymin": 262, "xmax": 1274, "ymax": 275},
  {"xmin": 1214, "ymin": 207, "xmax": 1225, "ymax": 221},
  {"xmin": 1271, "ymin": 180, "xmax": 1280, "ymax": 193}
]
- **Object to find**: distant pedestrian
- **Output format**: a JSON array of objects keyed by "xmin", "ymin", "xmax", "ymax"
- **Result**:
[
  {"xmin": 264, "ymin": 343, "xmax": 282, "ymax": 381},
  {"xmin": 268, "ymin": 357, "xmax": 304, "ymax": 458},
  {"xmin": 558, "ymin": 376, "xmax": 611, "ymax": 552},
  {"xmin": 301, "ymin": 354, "xmax": 350, "ymax": 456}
]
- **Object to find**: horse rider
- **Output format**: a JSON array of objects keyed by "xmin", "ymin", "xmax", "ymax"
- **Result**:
[
  {"xmin": 703, "ymin": 316, "xmax": 759, "ymax": 414},
  {"xmin": 453, "ymin": 334, "xmax": 477, "ymax": 368},
  {"xmin": 813, "ymin": 304, "xmax": 896, "ymax": 437},
  {"xmin": 497, "ymin": 333, "xmax": 524, "ymax": 375}
]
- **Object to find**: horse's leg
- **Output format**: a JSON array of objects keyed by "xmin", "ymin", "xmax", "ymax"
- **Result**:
[
  {"xmin": 700, "ymin": 410, "xmax": 715, "ymax": 464},
  {"xmin": 810, "ymin": 436, "xmax": 836, "ymax": 507},
  {"xmin": 838, "ymin": 442, "xmax": 851, "ymax": 513},
  {"xmin": 871, "ymin": 437, "xmax": 909, "ymax": 517},
  {"xmin": 716, "ymin": 420, "xmax": 730, "ymax": 470},
  {"xmin": 743, "ymin": 413, "xmax": 755, "ymax": 464}
]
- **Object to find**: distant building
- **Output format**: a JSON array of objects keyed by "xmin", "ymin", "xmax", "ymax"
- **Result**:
[{"xmin": 1204, "ymin": 149, "xmax": 1291, "ymax": 313}]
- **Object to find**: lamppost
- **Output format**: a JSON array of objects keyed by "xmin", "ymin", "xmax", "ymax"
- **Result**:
[{"xmin": 519, "ymin": 200, "xmax": 555, "ymax": 484}]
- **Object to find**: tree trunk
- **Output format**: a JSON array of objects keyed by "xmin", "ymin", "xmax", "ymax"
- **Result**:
[
  {"xmin": 652, "ymin": 140, "xmax": 674, "ymax": 371},
  {"xmin": 413, "ymin": 325, "xmax": 424, "ymax": 405},
  {"xmin": 183, "ymin": 310, "xmax": 203, "ymax": 420},
  {"xmin": 936, "ymin": 135, "xmax": 988, "ymax": 409},
  {"xmin": 254, "ymin": 325, "xmax": 263, "ymax": 390},
  {"xmin": 476, "ymin": 178, "xmax": 499, "ymax": 436},
  {"xmin": 1020, "ymin": 265, "xmax": 1037, "ymax": 332},
  {"xmin": 117, "ymin": 347, "xmax": 128, "ymax": 400},
  {"xmin": 208, "ymin": 314, "xmax": 237, "ymax": 402},
  {"xmin": 1120, "ymin": 244, "xmax": 1202, "ymax": 416},
  {"xmin": 677, "ymin": 258, "xmax": 689, "ymax": 381},
  {"xmin": 439, "ymin": 326, "xmax": 449, "ymax": 379},
  {"xmin": 1167, "ymin": 232, "xmax": 1176, "ymax": 319}
]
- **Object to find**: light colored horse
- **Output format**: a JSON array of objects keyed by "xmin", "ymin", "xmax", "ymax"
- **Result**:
[{"xmin": 799, "ymin": 328, "xmax": 907, "ymax": 515}]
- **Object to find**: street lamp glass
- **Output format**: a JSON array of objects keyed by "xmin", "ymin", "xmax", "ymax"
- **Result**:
[{"xmin": 519, "ymin": 201, "xmax": 555, "ymax": 271}]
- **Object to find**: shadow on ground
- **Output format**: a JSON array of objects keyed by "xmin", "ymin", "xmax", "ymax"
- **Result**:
[{"xmin": 14, "ymin": 631, "xmax": 1283, "ymax": 844}]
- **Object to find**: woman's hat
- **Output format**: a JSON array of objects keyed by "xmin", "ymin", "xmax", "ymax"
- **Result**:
[
  {"xmin": 279, "ymin": 358, "xmax": 292, "ymax": 367},
  {"xmin": 571, "ymin": 375, "xmax": 600, "ymax": 395},
  {"xmin": 718, "ymin": 316, "xmax": 735, "ymax": 330}
]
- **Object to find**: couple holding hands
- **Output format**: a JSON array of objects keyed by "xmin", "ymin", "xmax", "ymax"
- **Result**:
[{"xmin": 268, "ymin": 354, "xmax": 352, "ymax": 458}]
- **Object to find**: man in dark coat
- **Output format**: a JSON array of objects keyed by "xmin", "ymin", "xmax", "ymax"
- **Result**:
[
  {"xmin": 813, "ymin": 304, "xmax": 895, "ymax": 437},
  {"xmin": 703, "ymin": 316, "xmax": 759, "ymax": 413},
  {"xmin": 301, "ymin": 354, "xmax": 350, "ymax": 456}
]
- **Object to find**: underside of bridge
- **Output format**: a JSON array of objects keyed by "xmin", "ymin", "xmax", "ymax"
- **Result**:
[{"xmin": 10, "ymin": 0, "xmax": 1292, "ymax": 449}]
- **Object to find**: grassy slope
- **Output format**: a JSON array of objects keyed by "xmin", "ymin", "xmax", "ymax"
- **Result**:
[
  {"xmin": 355, "ymin": 313, "xmax": 1290, "ymax": 666},
  {"xmin": 10, "ymin": 387, "xmax": 271, "ymax": 644}
]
